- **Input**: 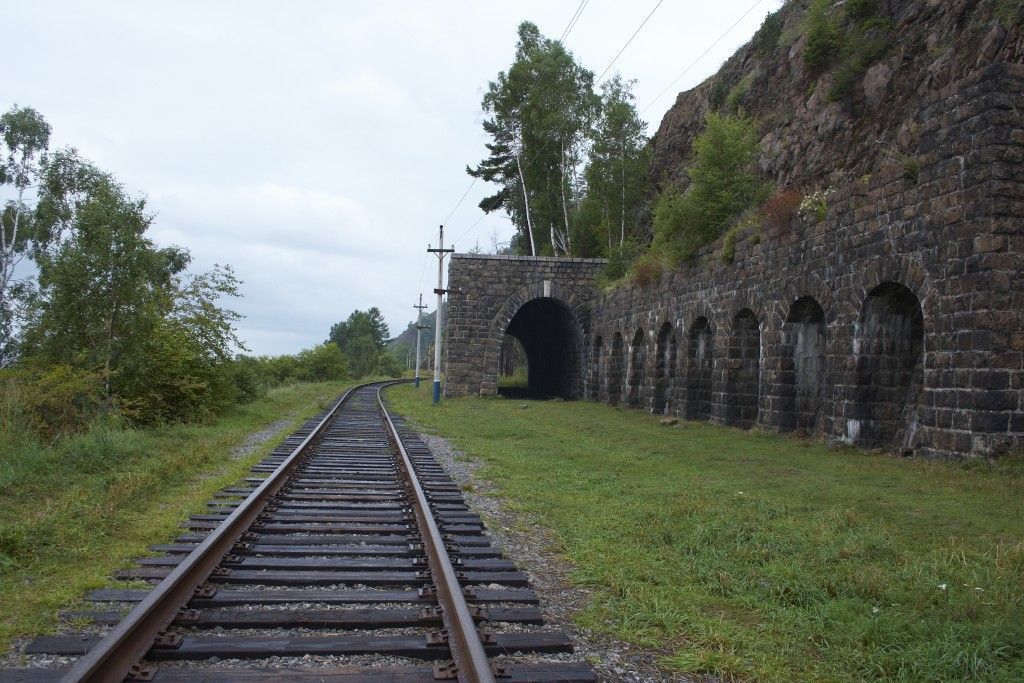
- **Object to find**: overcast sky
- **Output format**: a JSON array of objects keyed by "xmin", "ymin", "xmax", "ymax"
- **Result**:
[{"xmin": 6, "ymin": 0, "xmax": 782, "ymax": 355}]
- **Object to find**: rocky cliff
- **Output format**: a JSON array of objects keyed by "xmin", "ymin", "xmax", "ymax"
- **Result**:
[{"xmin": 650, "ymin": 0, "xmax": 1024, "ymax": 191}]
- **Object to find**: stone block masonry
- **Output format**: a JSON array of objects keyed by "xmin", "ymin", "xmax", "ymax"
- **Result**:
[{"xmin": 444, "ymin": 64, "xmax": 1024, "ymax": 459}]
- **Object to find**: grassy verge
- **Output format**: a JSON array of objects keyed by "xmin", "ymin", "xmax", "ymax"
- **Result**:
[
  {"xmin": 387, "ymin": 385, "xmax": 1024, "ymax": 681},
  {"xmin": 0, "ymin": 380, "xmax": 355, "ymax": 650}
]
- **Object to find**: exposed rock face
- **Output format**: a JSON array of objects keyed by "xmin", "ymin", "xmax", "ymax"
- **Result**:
[{"xmin": 649, "ymin": 0, "xmax": 1024, "ymax": 192}]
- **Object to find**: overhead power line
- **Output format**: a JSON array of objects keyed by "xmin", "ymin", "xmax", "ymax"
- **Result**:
[
  {"xmin": 641, "ymin": 0, "xmax": 764, "ymax": 115},
  {"xmin": 441, "ymin": 176, "xmax": 477, "ymax": 227},
  {"xmin": 559, "ymin": 0, "xmax": 589, "ymax": 43},
  {"xmin": 595, "ymin": 0, "xmax": 665, "ymax": 84}
]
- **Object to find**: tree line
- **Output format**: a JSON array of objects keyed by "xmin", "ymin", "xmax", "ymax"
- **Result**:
[{"xmin": 0, "ymin": 106, "xmax": 402, "ymax": 440}]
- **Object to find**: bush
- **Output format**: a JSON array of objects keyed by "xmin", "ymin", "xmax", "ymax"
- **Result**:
[
  {"xmin": 630, "ymin": 252, "xmax": 664, "ymax": 288},
  {"xmin": 753, "ymin": 10, "xmax": 783, "ymax": 57},
  {"xmin": 721, "ymin": 227, "xmax": 738, "ymax": 264},
  {"xmin": 828, "ymin": 18, "xmax": 891, "ymax": 102},
  {"xmin": 0, "ymin": 363, "xmax": 104, "ymax": 440},
  {"xmin": 228, "ymin": 356, "xmax": 268, "ymax": 404},
  {"xmin": 653, "ymin": 112, "xmax": 769, "ymax": 260},
  {"xmin": 295, "ymin": 344, "xmax": 350, "ymax": 382},
  {"xmin": 116, "ymin": 319, "xmax": 236, "ymax": 426},
  {"xmin": 373, "ymin": 352, "xmax": 405, "ymax": 379},
  {"xmin": 803, "ymin": 0, "xmax": 842, "ymax": 73},
  {"xmin": 709, "ymin": 80, "xmax": 729, "ymax": 110},
  {"xmin": 996, "ymin": 0, "xmax": 1024, "ymax": 26},
  {"xmin": 725, "ymin": 72, "xmax": 756, "ymax": 112},
  {"xmin": 845, "ymin": 0, "xmax": 881, "ymax": 21},
  {"xmin": 760, "ymin": 188, "xmax": 803, "ymax": 236},
  {"xmin": 603, "ymin": 239, "xmax": 643, "ymax": 282}
]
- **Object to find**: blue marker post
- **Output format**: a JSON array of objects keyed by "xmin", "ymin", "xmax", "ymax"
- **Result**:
[{"xmin": 427, "ymin": 225, "xmax": 453, "ymax": 404}]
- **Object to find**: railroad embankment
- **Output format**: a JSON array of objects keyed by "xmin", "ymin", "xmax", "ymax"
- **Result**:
[
  {"xmin": 0, "ymin": 380, "xmax": 352, "ymax": 651},
  {"xmin": 389, "ymin": 385, "xmax": 1024, "ymax": 681}
]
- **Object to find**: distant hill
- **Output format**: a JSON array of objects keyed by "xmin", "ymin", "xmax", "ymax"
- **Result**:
[{"xmin": 387, "ymin": 303, "xmax": 446, "ymax": 371}]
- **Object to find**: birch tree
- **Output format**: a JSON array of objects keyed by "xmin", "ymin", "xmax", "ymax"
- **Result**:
[
  {"xmin": 468, "ymin": 22, "xmax": 597, "ymax": 256},
  {"xmin": 0, "ymin": 106, "xmax": 51, "ymax": 364},
  {"xmin": 583, "ymin": 76, "xmax": 650, "ymax": 250}
]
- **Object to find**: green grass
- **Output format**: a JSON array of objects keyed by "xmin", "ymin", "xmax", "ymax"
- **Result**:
[
  {"xmin": 497, "ymin": 368, "xmax": 529, "ymax": 389},
  {"xmin": 387, "ymin": 386, "xmax": 1024, "ymax": 681},
  {"xmin": 0, "ymin": 380, "xmax": 355, "ymax": 650}
]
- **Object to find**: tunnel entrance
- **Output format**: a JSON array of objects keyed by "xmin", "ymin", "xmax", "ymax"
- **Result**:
[
  {"xmin": 498, "ymin": 297, "xmax": 583, "ymax": 399},
  {"xmin": 851, "ymin": 282, "xmax": 924, "ymax": 449}
]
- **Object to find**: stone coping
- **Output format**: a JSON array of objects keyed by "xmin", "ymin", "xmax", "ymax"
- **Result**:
[{"xmin": 451, "ymin": 253, "xmax": 608, "ymax": 264}]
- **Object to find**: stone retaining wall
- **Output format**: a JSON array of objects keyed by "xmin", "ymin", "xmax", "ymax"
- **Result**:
[{"xmin": 445, "ymin": 64, "xmax": 1024, "ymax": 458}]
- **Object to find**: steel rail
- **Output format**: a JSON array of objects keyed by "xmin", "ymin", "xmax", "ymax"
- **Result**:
[
  {"xmin": 61, "ymin": 383, "xmax": 368, "ymax": 683},
  {"xmin": 376, "ymin": 384, "xmax": 496, "ymax": 683}
]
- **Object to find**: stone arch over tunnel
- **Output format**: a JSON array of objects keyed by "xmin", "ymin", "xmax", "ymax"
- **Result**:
[
  {"xmin": 850, "ymin": 281, "xmax": 924, "ymax": 450},
  {"xmin": 779, "ymin": 296, "xmax": 826, "ymax": 432},
  {"xmin": 499, "ymin": 296, "xmax": 584, "ymax": 399}
]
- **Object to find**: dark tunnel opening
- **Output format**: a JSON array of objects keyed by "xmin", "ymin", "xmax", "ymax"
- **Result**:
[{"xmin": 498, "ymin": 297, "xmax": 583, "ymax": 399}]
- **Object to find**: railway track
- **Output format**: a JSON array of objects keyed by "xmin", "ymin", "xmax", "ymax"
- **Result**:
[{"xmin": 4, "ymin": 382, "xmax": 594, "ymax": 682}]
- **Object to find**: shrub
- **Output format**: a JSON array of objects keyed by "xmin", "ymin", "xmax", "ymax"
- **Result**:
[
  {"xmin": 725, "ymin": 72, "xmax": 756, "ymax": 112},
  {"xmin": 846, "ymin": 0, "xmax": 881, "ymax": 21},
  {"xmin": 760, "ymin": 188, "xmax": 803, "ymax": 236},
  {"xmin": 373, "ymin": 351, "xmax": 405, "ymax": 379},
  {"xmin": 604, "ymin": 239, "xmax": 643, "ymax": 282},
  {"xmin": 1, "ymin": 363, "xmax": 104, "ymax": 440},
  {"xmin": 799, "ymin": 187, "xmax": 835, "ymax": 222},
  {"xmin": 828, "ymin": 18, "xmax": 892, "ymax": 102},
  {"xmin": 653, "ymin": 111, "xmax": 769, "ymax": 260},
  {"xmin": 116, "ymin": 319, "xmax": 236, "ymax": 426},
  {"xmin": 710, "ymin": 80, "xmax": 729, "ymax": 110},
  {"xmin": 630, "ymin": 252, "xmax": 664, "ymax": 288},
  {"xmin": 721, "ymin": 227, "xmax": 738, "ymax": 264},
  {"xmin": 753, "ymin": 10, "xmax": 783, "ymax": 57},
  {"xmin": 228, "ymin": 356, "xmax": 268, "ymax": 404},
  {"xmin": 803, "ymin": 0, "xmax": 842, "ymax": 72},
  {"xmin": 902, "ymin": 157, "xmax": 921, "ymax": 184},
  {"xmin": 295, "ymin": 344, "xmax": 350, "ymax": 382},
  {"xmin": 996, "ymin": 0, "xmax": 1024, "ymax": 27}
]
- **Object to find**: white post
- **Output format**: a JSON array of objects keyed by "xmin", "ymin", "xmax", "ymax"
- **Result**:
[{"xmin": 427, "ymin": 225, "xmax": 453, "ymax": 403}]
